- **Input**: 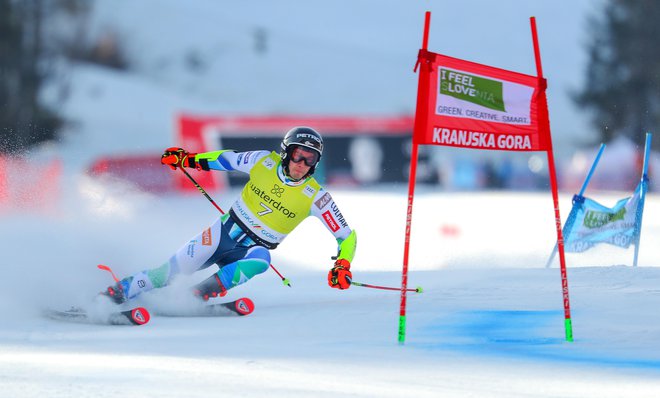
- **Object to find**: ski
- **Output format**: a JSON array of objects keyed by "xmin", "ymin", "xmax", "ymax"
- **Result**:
[
  {"xmin": 43, "ymin": 306, "xmax": 151, "ymax": 326},
  {"xmin": 157, "ymin": 297, "xmax": 254, "ymax": 317}
]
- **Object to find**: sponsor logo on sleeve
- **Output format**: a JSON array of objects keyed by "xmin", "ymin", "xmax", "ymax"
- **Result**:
[
  {"xmin": 322, "ymin": 211, "xmax": 339, "ymax": 232},
  {"xmin": 330, "ymin": 203, "xmax": 348, "ymax": 228},
  {"xmin": 186, "ymin": 239, "xmax": 197, "ymax": 257},
  {"xmin": 303, "ymin": 185, "xmax": 316, "ymax": 198},
  {"xmin": 243, "ymin": 152, "xmax": 253, "ymax": 164},
  {"xmin": 202, "ymin": 228, "xmax": 212, "ymax": 246},
  {"xmin": 314, "ymin": 192, "xmax": 332, "ymax": 209}
]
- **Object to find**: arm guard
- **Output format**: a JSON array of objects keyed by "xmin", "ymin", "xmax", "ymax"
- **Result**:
[
  {"xmin": 335, "ymin": 229, "xmax": 357, "ymax": 263},
  {"xmin": 192, "ymin": 150, "xmax": 236, "ymax": 171}
]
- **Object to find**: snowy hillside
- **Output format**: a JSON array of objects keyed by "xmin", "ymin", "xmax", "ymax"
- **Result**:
[{"xmin": 51, "ymin": 0, "xmax": 603, "ymax": 166}]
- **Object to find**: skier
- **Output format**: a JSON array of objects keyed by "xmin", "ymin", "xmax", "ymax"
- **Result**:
[{"xmin": 103, "ymin": 126, "xmax": 357, "ymax": 304}]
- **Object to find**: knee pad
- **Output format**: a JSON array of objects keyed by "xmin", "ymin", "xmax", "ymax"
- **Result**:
[
  {"xmin": 246, "ymin": 246, "xmax": 271, "ymax": 262},
  {"xmin": 246, "ymin": 246, "xmax": 270, "ymax": 273},
  {"xmin": 216, "ymin": 247, "xmax": 270, "ymax": 289}
]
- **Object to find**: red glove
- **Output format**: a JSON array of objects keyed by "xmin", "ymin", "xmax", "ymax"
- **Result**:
[
  {"xmin": 161, "ymin": 147, "xmax": 197, "ymax": 170},
  {"xmin": 328, "ymin": 259, "xmax": 352, "ymax": 289}
]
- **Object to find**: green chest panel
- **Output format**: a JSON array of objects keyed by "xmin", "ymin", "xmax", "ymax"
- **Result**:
[{"xmin": 240, "ymin": 152, "xmax": 320, "ymax": 234}]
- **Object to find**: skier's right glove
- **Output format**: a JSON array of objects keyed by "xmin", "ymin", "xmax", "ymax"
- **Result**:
[
  {"xmin": 161, "ymin": 147, "xmax": 198, "ymax": 170},
  {"xmin": 328, "ymin": 259, "xmax": 352, "ymax": 290}
]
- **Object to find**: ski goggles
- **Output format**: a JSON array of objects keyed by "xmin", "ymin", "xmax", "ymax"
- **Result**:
[{"xmin": 290, "ymin": 147, "xmax": 320, "ymax": 167}]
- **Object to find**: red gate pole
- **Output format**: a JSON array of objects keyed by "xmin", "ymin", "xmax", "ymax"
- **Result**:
[
  {"xmin": 399, "ymin": 11, "xmax": 432, "ymax": 344},
  {"xmin": 530, "ymin": 16, "xmax": 573, "ymax": 342}
]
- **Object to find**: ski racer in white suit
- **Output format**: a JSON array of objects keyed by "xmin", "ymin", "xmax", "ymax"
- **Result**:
[{"xmin": 103, "ymin": 127, "xmax": 357, "ymax": 303}]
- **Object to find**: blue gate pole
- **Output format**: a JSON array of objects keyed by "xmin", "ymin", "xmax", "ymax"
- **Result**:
[
  {"xmin": 545, "ymin": 143, "xmax": 606, "ymax": 267},
  {"xmin": 633, "ymin": 133, "xmax": 652, "ymax": 267}
]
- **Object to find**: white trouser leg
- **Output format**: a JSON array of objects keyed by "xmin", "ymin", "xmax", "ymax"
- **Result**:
[{"xmin": 123, "ymin": 217, "xmax": 224, "ymax": 299}]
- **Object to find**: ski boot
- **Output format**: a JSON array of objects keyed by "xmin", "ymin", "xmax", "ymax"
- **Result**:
[
  {"xmin": 101, "ymin": 279, "xmax": 130, "ymax": 304},
  {"xmin": 193, "ymin": 273, "xmax": 227, "ymax": 301}
]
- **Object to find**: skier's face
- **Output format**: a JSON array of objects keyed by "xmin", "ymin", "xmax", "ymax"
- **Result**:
[{"xmin": 288, "ymin": 146, "xmax": 316, "ymax": 179}]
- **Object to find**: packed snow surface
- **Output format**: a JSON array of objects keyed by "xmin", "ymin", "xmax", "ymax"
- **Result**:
[{"xmin": 2, "ymin": 184, "xmax": 660, "ymax": 397}]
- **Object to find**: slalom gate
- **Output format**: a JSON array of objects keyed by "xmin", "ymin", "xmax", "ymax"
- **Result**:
[{"xmin": 399, "ymin": 12, "xmax": 573, "ymax": 343}]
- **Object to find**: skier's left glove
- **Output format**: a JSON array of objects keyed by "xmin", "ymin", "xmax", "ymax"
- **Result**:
[
  {"xmin": 161, "ymin": 147, "xmax": 198, "ymax": 170},
  {"xmin": 328, "ymin": 259, "xmax": 352, "ymax": 290}
]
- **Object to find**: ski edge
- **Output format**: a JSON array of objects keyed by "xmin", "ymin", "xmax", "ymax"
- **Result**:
[
  {"xmin": 156, "ymin": 297, "xmax": 254, "ymax": 317},
  {"xmin": 43, "ymin": 306, "xmax": 151, "ymax": 326}
]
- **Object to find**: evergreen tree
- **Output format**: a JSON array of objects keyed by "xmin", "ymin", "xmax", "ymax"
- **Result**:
[
  {"xmin": 575, "ymin": 0, "xmax": 660, "ymax": 148},
  {"xmin": 1, "ymin": 0, "xmax": 56, "ymax": 153}
]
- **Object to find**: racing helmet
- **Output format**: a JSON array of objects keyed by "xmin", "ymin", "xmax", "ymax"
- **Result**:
[{"xmin": 280, "ymin": 126, "xmax": 324, "ymax": 178}]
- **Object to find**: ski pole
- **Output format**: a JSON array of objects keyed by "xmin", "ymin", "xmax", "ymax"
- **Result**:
[
  {"xmin": 268, "ymin": 264, "xmax": 291, "ymax": 287},
  {"xmin": 98, "ymin": 264, "xmax": 120, "ymax": 283},
  {"xmin": 177, "ymin": 167, "xmax": 292, "ymax": 287},
  {"xmin": 351, "ymin": 281, "xmax": 423, "ymax": 293},
  {"xmin": 179, "ymin": 166, "xmax": 225, "ymax": 215}
]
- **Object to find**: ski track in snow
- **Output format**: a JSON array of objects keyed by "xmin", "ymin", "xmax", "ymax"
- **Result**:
[{"xmin": 3, "ymin": 187, "xmax": 660, "ymax": 397}]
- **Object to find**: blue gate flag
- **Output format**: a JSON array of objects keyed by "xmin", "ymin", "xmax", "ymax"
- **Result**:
[{"xmin": 564, "ymin": 181, "xmax": 644, "ymax": 253}]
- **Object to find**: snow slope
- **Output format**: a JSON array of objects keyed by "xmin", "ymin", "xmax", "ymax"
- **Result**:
[{"xmin": 2, "ymin": 184, "xmax": 660, "ymax": 397}]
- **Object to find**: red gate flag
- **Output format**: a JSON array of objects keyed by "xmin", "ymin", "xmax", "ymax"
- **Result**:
[
  {"xmin": 413, "ymin": 51, "xmax": 550, "ymax": 152},
  {"xmin": 399, "ymin": 13, "xmax": 572, "ymax": 344}
]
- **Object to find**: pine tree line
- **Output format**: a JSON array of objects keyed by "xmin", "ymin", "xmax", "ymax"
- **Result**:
[
  {"xmin": 1, "ymin": 0, "xmax": 60, "ymax": 153},
  {"xmin": 0, "ymin": 0, "xmax": 126, "ymax": 155},
  {"xmin": 576, "ymin": 0, "xmax": 660, "ymax": 149}
]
